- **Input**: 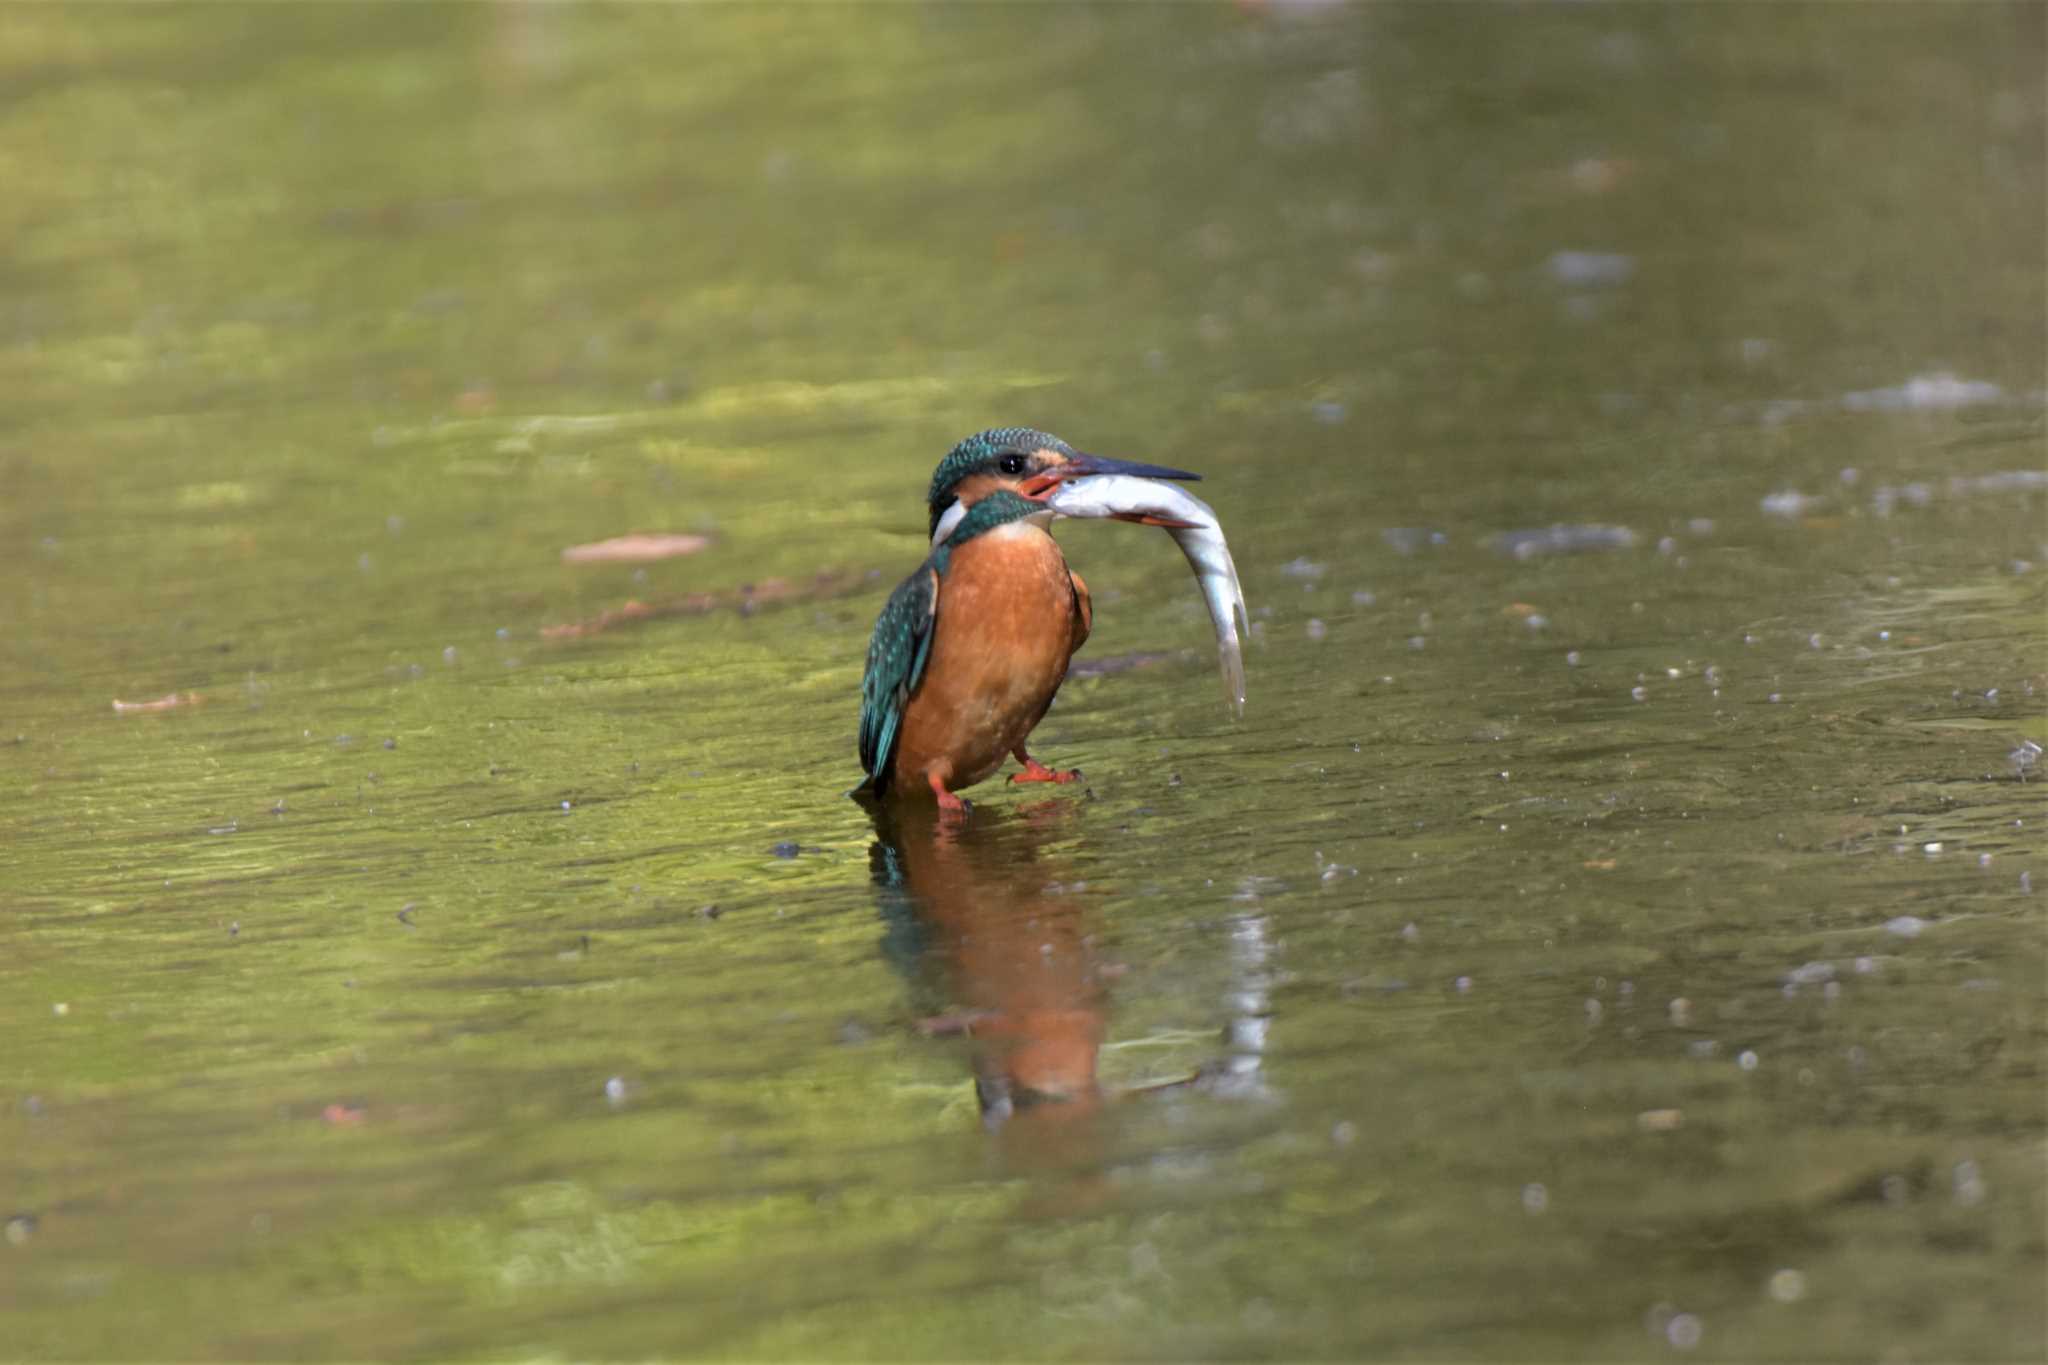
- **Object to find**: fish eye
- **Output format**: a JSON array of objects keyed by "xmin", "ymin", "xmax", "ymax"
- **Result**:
[{"xmin": 998, "ymin": 453, "xmax": 1027, "ymax": 475}]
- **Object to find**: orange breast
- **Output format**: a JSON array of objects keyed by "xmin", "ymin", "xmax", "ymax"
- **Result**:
[{"xmin": 891, "ymin": 525, "xmax": 1081, "ymax": 793}]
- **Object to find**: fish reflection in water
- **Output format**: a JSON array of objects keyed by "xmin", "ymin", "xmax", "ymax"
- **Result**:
[{"xmin": 868, "ymin": 803, "xmax": 1224, "ymax": 1142}]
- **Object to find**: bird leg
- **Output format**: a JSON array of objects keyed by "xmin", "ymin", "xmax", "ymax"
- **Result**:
[
  {"xmin": 926, "ymin": 769, "xmax": 972, "ymax": 817},
  {"xmin": 1008, "ymin": 749, "xmax": 1082, "ymax": 785}
]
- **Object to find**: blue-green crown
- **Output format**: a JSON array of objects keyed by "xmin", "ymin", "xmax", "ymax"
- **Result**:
[{"xmin": 925, "ymin": 427, "xmax": 1074, "ymax": 537}]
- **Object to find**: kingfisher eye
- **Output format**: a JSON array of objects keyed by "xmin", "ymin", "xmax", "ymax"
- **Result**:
[{"xmin": 998, "ymin": 453, "xmax": 1027, "ymax": 475}]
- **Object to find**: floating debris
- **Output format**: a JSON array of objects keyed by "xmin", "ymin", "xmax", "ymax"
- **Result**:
[
  {"xmin": 1949, "ymin": 469, "xmax": 2048, "ymax": 496},
  {"xmin": 1066, "ymin": 650, "xmax": 1175, "ymax": 680},
  {"xmin": 1568, "ymin": 157, "xmax": 1634, "ymax": 194},
  {"xmin": 1870, "ymin": 482, "xmax": 1935, "ymax": 516},
  {"xmin": 1841, "ymin": 372, "xmax": 2004, "ymax": 412},
  {"xmin": 1547, "ymin": 249, "xmax": 1636, "ymax": 288},
  {"xmin": 1489, "ymin": 525, "xmax": 1638, "ymax": 559},
  {"xmin": 112, "ymin": 692, "xmax": 201, "ymax": 715},
  {"xmin": 1382, "ymin": 528, "xmax": 1447, "ymax": 555},
  {"xmin": 1767, "ymin": 1269, "xmax": 1807, "ymax": 1303},
  {"xmin": 542, "ymin": 569, "xmax": 863, "ymax": 639},
  {"xmin": 561, "ymin": 527, "xmax": 712, "ymax": 560},
  {"xmin": 1760, "ymin": 490, "xmax": 1822, "ymax": 519}
]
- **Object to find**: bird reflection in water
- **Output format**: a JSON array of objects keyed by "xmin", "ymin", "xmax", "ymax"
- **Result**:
[{"xmin": 868, "ymin": 800, "xmax": 1201, "ymax": 1141}]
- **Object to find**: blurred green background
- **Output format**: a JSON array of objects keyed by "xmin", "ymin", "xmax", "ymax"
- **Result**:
[{"xmin": 2, "ymin": 4, "xmax": 2042, "ymax": 1359}]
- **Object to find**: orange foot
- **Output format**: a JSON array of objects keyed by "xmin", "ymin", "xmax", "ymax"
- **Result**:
[
  {"xmin": 1008, "ymin": 750, "xmax": 1082, "ymax": 785},
  {"xmin": 926, "ymin": 770, "xmax": 973, "ymax": 818}
]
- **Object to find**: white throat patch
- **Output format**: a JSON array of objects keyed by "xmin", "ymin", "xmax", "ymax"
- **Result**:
[
  {"xmin": 931, "ymin": 501, "xmax": 1058, "ymax": 549},
  {"xmin": 930, "ymin": 499, "xmax": 969, "ymax": 548}
]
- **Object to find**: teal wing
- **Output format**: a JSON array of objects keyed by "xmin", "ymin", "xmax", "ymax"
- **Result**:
[{"xmin": 856, "ymin": 560, "xmax": 942, "ymax": 794}]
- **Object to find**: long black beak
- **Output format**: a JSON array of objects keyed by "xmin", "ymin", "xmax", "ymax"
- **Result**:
[{"xmin": 1063, "ymin": 451, "xmax": 1202, "ymax": 482}]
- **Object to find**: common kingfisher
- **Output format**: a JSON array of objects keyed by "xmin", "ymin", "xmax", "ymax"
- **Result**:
[{"xmin": 855, "ymin": 428, "xmax": 1199, "ymax": 814}]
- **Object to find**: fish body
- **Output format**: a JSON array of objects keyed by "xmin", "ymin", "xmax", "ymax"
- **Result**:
[{"xmin": 1046, "ymin": 475, "xmax": 1248, "ymax": 716}]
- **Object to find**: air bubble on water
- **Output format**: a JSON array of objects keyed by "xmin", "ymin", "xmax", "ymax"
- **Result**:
[{"xmin": 1666, "ymin": 1313, "xmax": 1703, "ymax": 1350}]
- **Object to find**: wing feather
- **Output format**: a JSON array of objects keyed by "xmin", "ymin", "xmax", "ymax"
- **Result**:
[{"xmin": 856, "ymin": 561, "xmax": 941, "ymax": 794}]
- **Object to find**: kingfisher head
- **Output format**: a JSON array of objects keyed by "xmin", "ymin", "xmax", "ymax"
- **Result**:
[{"xmin": 925, "ymin": 427, "xmax": 1200, "ymax": 542}]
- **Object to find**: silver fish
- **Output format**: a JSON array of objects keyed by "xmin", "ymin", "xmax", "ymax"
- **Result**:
[{"xmin": 1046, "ymin": 474, "xmax": 1248, "ymax": 716}]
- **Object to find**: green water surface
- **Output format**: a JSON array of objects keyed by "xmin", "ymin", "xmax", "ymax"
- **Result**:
[{"xmin": 3, "ymin": 4, "xmax": 2044, "ymax": 1360}]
